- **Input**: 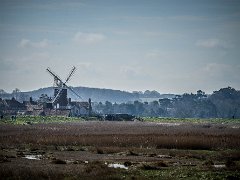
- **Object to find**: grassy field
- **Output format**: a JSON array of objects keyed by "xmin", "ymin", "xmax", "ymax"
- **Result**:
[
  {"xmin": 0, "ymin": 115, "xmax": 85, "ymax": 125},
  {"xmin": 0, "ymin": 116, "xmax": 239, "ymax": 179},
  {"xmin": 1, "ymin": 115, "xmax": 240, "ymax": 125},
  {"xmin": 143, "ymin": 117, "xmax": 240, "ymax": 124}
]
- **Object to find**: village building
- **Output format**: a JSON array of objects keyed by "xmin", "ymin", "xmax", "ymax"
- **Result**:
[
  {"xmin": 0, "ymin": 97, "xmax": 27, "ymax": 116},
  {"xmin": 0, "ymin": 97, "xmax": 91, "ymax": 117},
  {"xmin": 0, "ymin": 67, "xmax": 91, "ymax": 118}
]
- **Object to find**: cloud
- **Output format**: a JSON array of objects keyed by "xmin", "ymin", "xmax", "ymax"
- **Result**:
[
  {"xmin": 194, "ymin": 63, "xmax": 240, "ymax": 84},
  {"xmin": 0, "ymin": 57, "xmax": 16, "ymax": 71},
  {"xmin": 112, "ymin": 31, "xmax": 130, "ymax": 35},
  {"xmin": 120, "ymin": 66, "xmax": 143, "ymax": 79},
  {"xmin": 73, "ymin": 32, "xmax": 105, "ymax": 44},
  {"xmin": 76, "ymin": 62, "xmax": 93, "ymax": 72},
  {"xmin": 203, "ymin": 63, "xmax": 239, "ymax": 76},
  {"xmin": 145, "ymin": 50, "xmax": 162, "ymax": 59},
  {"xmin": 203, "ymin": 63, "xmax": 228, "ymax": 72},
  {"xmin": 19, "ymin": 38, "xmax": 50, "ymax": 48},
  {"xmin": 1, "ymin": 1, "xmax": 85, "ymax": 12},
  {"xmin": 168, "ymin": 15, "xmax": 206, "ymax": 21},
  {"xmin": 0, "ymin": 52, "xmax": 52, "ymax": 92},
  {"xmin": 196, "ymin": 38, "xmax": 232, "ymax": 49},
  {"xmin": 75, "ymin": 62, "xmax": 104, "ymax": 78}
]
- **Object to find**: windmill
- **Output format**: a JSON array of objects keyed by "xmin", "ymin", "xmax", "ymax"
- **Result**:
[{"xmin": 46, "ymin": 66, "xmax": 82, "ymax": 109}]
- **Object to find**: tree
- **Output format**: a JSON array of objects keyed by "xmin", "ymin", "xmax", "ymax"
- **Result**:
[
  {"xmin": 143, "ymin": 90, "xmax": 160, "ymax": 98},
  {"xmin": 209, "ymin": 87, "xmax": 240, "ymax": 118},
  {"xmin": 38, "ymin": 94, "xmax": 51, "ymax": 103},
  {"xmin": 91, "ymin": 86, "xmax": 240, "ymax": 118},
  {"xmin": 0, "ymin": 89, "xmax": 6, "ymax": 94},
  {"xmin": 133, "ymin": 101, "xmax": 144, "ymax": 116},
  {"xmin": 18, "ymin": 93, "xmax": 29, "ymax": 102},
  {"xmin": 104, "ymin": 101, "xmax": 113, "ymax": 114},
  {"xmin": 197, "ymin": 90, "xmax": 206, "ymax": 98},
  {"xmin": 12, "ymin": 88, "xmax": 21, "ymax": 101},
  {"xmin": 159, "ymin": 98, "xmax": 172, "ymax": 108},
  {"xmin": 94, "ymin": 102, "xmax": 105, "ymax": 114}
]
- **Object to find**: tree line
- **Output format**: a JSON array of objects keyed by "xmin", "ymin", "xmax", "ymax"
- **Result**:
[{"xmin": 93, "ymin": 87, "xmax": 240, "ymax": 118}]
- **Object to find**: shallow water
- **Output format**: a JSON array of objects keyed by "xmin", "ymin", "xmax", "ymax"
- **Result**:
[
  {"xmin": 108, "ymin": 163, "xmax": 128, "ymax": 169},
  {"xmin": 154, "ymin": 122, "xmax": 181, "ymax": 126},
  {"xmin": 213, "ymin": 164, "xmax": 226, "ymax": 168},
  {"xmin": 23, "ymin": 155, "xmax": 42, "ymax": 160}
]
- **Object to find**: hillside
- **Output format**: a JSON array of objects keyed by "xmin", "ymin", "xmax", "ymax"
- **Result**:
[{"xmin": 1, "ymin": 87, "xmax": 173, "ymax": 103}]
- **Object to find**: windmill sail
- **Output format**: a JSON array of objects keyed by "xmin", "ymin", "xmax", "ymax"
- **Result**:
[{"xmin": 46, "ymin": 66, "xmax": 83, "ymax": 109}]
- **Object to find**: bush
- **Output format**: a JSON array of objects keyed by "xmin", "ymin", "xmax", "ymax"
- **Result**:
[{"xmin": 51, "ymin": 159, "xmax": 67, "ymax": 164}]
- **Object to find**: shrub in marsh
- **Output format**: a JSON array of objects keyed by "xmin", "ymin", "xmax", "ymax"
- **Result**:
[
  {"xmin": 140, "ymin": 164, "xmax": 158, "ymax": 170},
  {"xmin": 96, "ymin": 148, "xmax": 104, "ymax": 154},
  {"xmin": 140, "ymin": 161, "xmax": 168, "ymax": 170},
  {"xmin": 225, "ymin": 159, "xmax": 236, "ymax": 168},
  {"xmin": 124, "ymin": 161, "xmax": 132, "ymax": 167},
  {"xmin": 203, "ymin": 160, "xmax": 214, "ymax": 167},
  {"xmin": 84, "ymin": 161, "xmax": 115, "ymax": 177},
  {"xmin": 140, "ymin": 163, "xmax": 159, "ymax": 170},
  {"xmin": 156, "ymin": 161, "xmax": 168, "ymax": 167},
  {"xmin": 127, "ymin": 150, "xmax": 138, "ymax": 156},
  {"xmin": 51, "ymin": 159, "xmax": 67, "ymax": 164}
]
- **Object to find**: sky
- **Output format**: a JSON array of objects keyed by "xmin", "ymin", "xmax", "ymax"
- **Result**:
[{"xmin": 0, "ymin": 0, "xmax": 240, "ymax": 94}]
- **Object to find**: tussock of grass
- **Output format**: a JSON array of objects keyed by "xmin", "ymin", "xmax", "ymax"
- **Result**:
[
  {"xmin": 140, "ymin": 161, "xmax": 168, "ymax": 170},
  {"xmin": 51, "ymin": 159, "xmax": 67, "ymax": 164},
  {"xmin": 96, "ymin": 148, "xmax": 104, "ymax": 154}
]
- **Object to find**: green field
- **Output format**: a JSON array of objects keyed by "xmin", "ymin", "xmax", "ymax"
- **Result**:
[
  {"xmin": 1, "ymin": 115, "xmax": 240, "ymax": 125},
  {"xmin": 143, "ymin": 117, "xmax": 240, "ymax": 124},
  {"xmin": 0, "ymin": 115, "xmax": 84, "ymax": 125}
]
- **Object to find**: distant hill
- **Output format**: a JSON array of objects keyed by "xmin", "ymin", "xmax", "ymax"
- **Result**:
[
  {"xmin": 0, "ymin": 87, "xmax": 175, "ymax": 103},
  {"xmin": 21, "ymin": 87, "xmax": 139, "ymax": 103}
]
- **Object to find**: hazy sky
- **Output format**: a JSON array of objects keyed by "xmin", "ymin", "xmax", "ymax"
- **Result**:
[{"xmin": 0, "ymin": 0, "xmax": 240, "ymax": 94}]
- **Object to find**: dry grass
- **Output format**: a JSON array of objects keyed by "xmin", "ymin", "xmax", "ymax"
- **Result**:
[
  {"xmin": 0, "ymin": 122, "xmax": 239, "ymax": 150},
  {"xmin": 0, "ymin": 121, "xmax": 239, "ymax": 179}
]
